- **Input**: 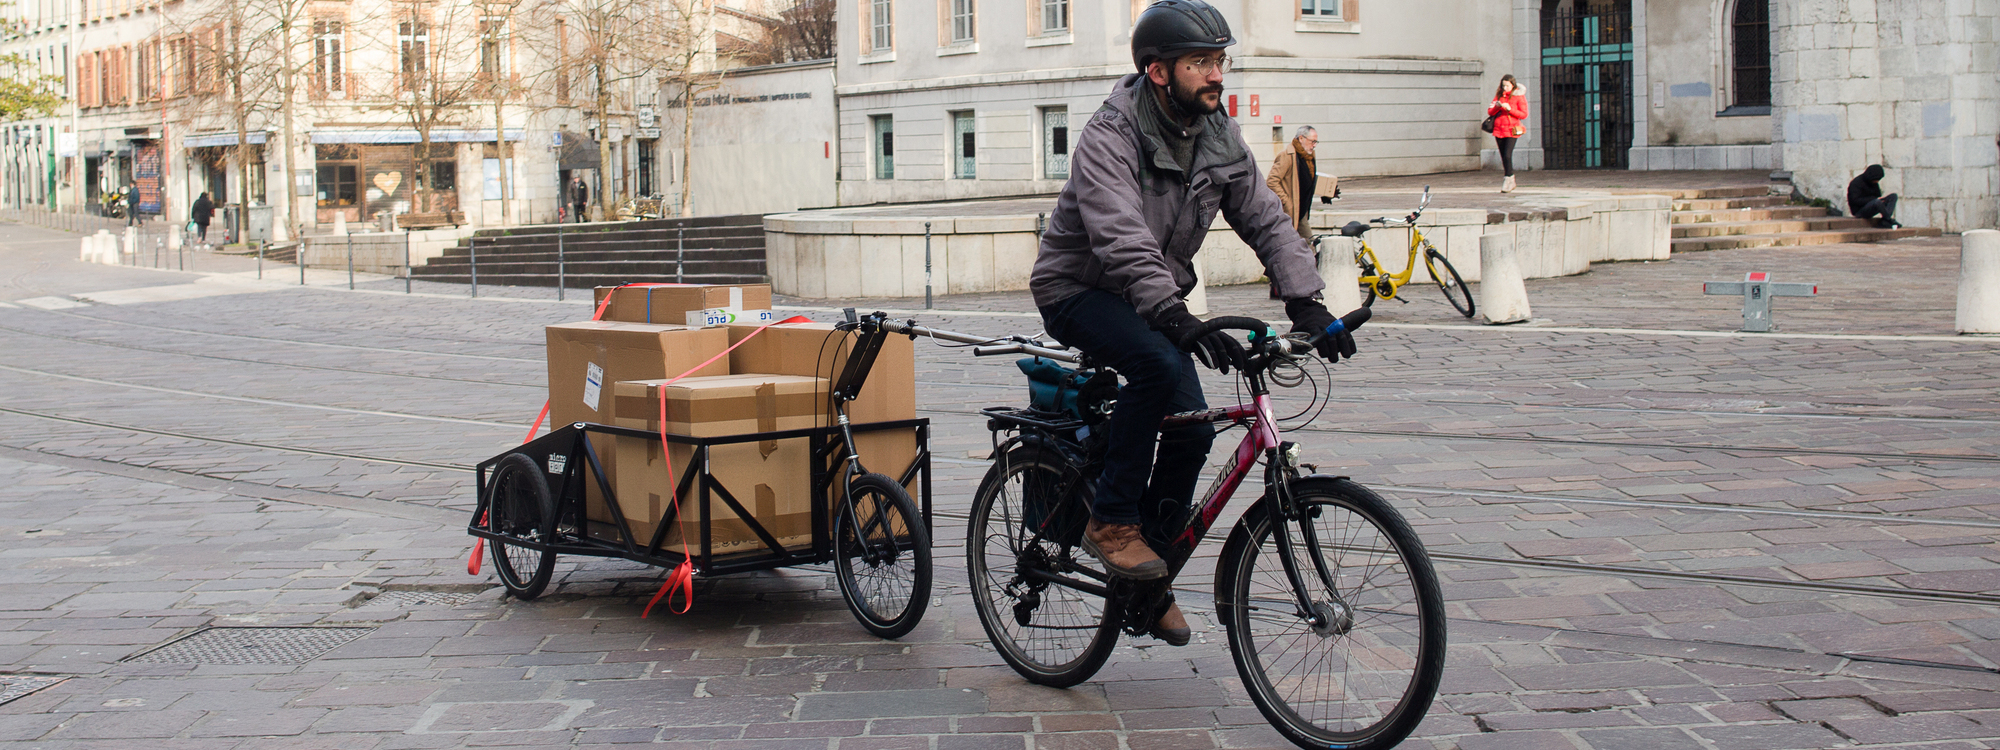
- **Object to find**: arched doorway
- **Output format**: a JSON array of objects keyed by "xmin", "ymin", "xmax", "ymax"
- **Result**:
[{"xmin": 1540, "ymin": 0, "xmax": 1634, "ymax": 169}]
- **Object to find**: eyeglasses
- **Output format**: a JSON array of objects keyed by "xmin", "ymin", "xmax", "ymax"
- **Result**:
[{"xmin": 1180, "ymin": 53, "xmax": 1233, "ymax": 75}]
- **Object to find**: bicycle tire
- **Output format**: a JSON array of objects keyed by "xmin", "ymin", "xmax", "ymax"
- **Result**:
[
  {"xmin": 966, "ymin": 444, "xmax": 1118, "ymax": 688},
  {"xmin": 1425, "ymin": 248, "xmax": 1475, "ymax": 318},
  {"xmin": 1216, "ymin": 477, "xmax": 1446, "ymax": 750},
  {"xmin": 833, "ymin": 472, "xmax": 933, "ymax": 639},
  {"xmin": 487, "ymin": 453, "xmax": 557, "ymax": 600},
  {"xmin": 1357, "ymin": 257, "xmax": 1380, "ymax": 308}
]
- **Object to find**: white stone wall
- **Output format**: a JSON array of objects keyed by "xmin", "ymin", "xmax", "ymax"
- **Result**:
[
  {"xmin": 764, "ymin": 192, "xmax": 1671, "ymax": 298},
  {"xmin": 657, "ymin": 61, "xmax": 840, "ymax": 216},
  {"xmin": 1773, "ymin": 1, "xmax": 2000, "ymax": 231}
]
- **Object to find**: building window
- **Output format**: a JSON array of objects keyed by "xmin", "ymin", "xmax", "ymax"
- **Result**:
[
  {"xmin": 1731, "ymin": 0, "xmax": 1769, "ymax": 108},
  {"xmin": 554, "ymin": 18, "xmax": 569, "ymax": 103},
  {"xmin": 1040, "ymin": 0, "xmax": 1068, "ymax": 33},
  {"xmin": 479, "ymin": 18, "xmax": 508, "ymax": 78},
  {"xmin": 316, "ymin": 164, "xmax": 358, "ymax": 207},
  {"xmin": 1301, "ymin": 0, "xmax": 1341, "ymax": 18},
  {"xmin": 312, "ymin": 20, "xmax": 343, "ymax": 96},
  {"xmin": 952, "ymin": 111, "xmax": 975, "ymax": 179},
  {"xmin": 430, "ymin": 160, "xmax": 456, "ymax": 192},
  {"xmin": 949, "ymin": 0, "xmax": 974, "ymax": 43},
  {"xmin": 872, "ymin": 115, "xmax": 894, "ymax": 179},
  {"xmin": 870, "ymin": 0, "xmax": 893, "ymax": 52},
  {"xmin": 398, "ymin": 21, "xmax": 428, "ymax": 89},
  {"xmin": 1041, "ymin": 106, "xmax": 1068, "ymax": 180}
]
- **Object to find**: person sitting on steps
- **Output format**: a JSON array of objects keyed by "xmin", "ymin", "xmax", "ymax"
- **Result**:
[
  {"xmin": 1847, "ymin": 164, "xmax": 1901, "ymax": 229},
  {"xmin": 1029, "ymin": 0, "xmax": 1358, "ymax": 648}
]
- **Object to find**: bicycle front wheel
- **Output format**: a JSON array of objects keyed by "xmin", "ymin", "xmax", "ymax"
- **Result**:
[
  {"xmin": 1425, "ymin": 248, "xmax": 1475, "ymax": 318},
  {"xmin": 1216, "ymin": 478, "xmax": 1445, "ymax": 750},
  {"xmin": 833, "ymin": 472, "xmax": 932, "ymax": 639},
  {"xmin": 966, "ymin": 445, "xmax": 1118, "ymax": 688}
]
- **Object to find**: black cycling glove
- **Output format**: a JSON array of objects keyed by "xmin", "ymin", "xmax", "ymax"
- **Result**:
[
  {"xmin": 1286, "ymin": 298, "xmax": 1357, "ymax": 362},
  {"xmin": 1155, "ymin": 303, "xmax": 1245, "ymax": 374}
]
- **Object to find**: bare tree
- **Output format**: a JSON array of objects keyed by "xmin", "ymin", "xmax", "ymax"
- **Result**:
[
  {"xmin": 656, "ymin": 0, "xmax": 724, "ymax": 217},
  {"xmin": 165, "ymin": 0, "xmax": 280, "ymax": 226},
  {"xmin": 766, "ymin": 0, "xmax": 835, "ymax": 64}
]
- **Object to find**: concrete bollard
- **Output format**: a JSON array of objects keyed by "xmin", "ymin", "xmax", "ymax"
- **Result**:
[
  {"xmin": 1958, "ymin": 229, "xmax": 2000, "ymax": 333},
  {"xmin": 78, "ymin": 235, "xmax": 92, "ymax": 262},
  {"xmin": 332, "ymin": 213, "xmax": 347, "ymax": 236},
  {"xmin": 1478, "ymin": 231, "xmax": 1532, "ymax": 324},
  {"xmin": 122, "ymin": 226, "xmax": 137, "ymax": 262},
  {"xmin": 1316, "ymin": 236, "xmax": 1365, "ymax": 315}
]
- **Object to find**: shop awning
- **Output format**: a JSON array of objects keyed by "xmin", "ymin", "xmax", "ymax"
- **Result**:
[
  {"xmin": 308, "ymin": 128, "xmax": 526, "ymax": 144},
  {"xmin": 184, "ymin": 131, "xmax": 270, "ymax": 148}
]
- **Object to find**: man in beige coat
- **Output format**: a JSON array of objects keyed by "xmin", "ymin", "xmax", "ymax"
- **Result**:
[{"xmin": 1265, "ymin": 125, "xmax": 1338, "ymax": 239}]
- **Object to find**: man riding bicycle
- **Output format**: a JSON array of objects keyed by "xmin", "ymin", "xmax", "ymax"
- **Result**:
[{"xmin": 1029, "ymin": 0, "xmax": 1357, "ymax": 647}]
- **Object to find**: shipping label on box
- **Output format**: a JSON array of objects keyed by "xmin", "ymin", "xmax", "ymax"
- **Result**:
[
  {"xmin": 593, "ymin": 284, "xmax": 774, "ymax": 325},
  {"xmin": 686, "ymin": 308, "xmax": 777, "ymax": 327}
]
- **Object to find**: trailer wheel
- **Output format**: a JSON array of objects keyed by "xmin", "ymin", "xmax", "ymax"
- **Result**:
[{"xmin": 488, "ymin": 453, "xmax": 557, "ymax": 600}]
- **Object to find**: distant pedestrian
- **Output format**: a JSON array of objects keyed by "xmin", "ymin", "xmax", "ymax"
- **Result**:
[
  {"xmin": 121, "ymin": 186, "xmax": 139, "ymax": 226},
  {"xmin": 569, "ymin": 176, "xmax": 589, "ymax": 224},
  {"xmin": 1847, "ymin": 164, "xmax": 1901, "ymax": 228},
  {"xmin": 1265, "ymin": 125, "xmax": 1336, "ymax": 241},
  {"xmin": 190, "ymin": 192, "xmax": 215, "ymax": 245},
  {"xmin": 1487, "ymin": 74, "xmax": 1528, "ymax": 193}
]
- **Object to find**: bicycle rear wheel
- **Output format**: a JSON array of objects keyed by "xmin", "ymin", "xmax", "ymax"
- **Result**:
[
  {"xmin": 833, "ymin": 472, "xmax": 932, "ymax": 639},
  {"xmin": 966, "ymin": 444, "xmax": 1118, "ymax": 688},
  {"xmin": 1216, "ymin": 478, "xmax": 1445, "ymax": 750},
  {"xmin": 1425, "ymin": 248, "xmax": 1475, "ymax": 318}
]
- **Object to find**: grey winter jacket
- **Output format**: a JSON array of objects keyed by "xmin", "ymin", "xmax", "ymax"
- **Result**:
[{"xmin": 1029, "ymin": 73, "xmax": 1323, "ymax": 322}]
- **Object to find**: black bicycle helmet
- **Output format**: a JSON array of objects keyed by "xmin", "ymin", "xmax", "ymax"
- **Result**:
[{"xmin": 1130, "ymin": 0, "xmax": 1235, "ymax": 72}]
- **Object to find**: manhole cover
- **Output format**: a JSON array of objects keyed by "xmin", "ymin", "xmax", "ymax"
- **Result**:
[
  {"xmin": 125, "ymin": 628, "xmax": 374, "ymax": 665},
  {"xmin": 0, "ymin": 675, "xmax": 66, "ymax": 706},
  {"xmin": 357, "ymin": 590, "xmax": 482, "ymax": 609}
]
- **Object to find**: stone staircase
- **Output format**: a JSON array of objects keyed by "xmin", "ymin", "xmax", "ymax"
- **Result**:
[
  {"xmin": 1668, "ymin": 186, "xmax": 1940, "ymax": 252},
  {"xmin": 408, "ymin": 214, "xmax": 767, "ymax": 288}
]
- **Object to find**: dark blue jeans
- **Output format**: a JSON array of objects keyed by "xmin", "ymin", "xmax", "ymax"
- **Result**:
[{"xmin": 1041, "ymin": 289, "xmax": 1214, "ymax": 546}]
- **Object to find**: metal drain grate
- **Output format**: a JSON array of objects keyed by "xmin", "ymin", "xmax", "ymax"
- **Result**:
[
  {"xmin": 125, "ymin": 628, "xmax": 374, "ymax": 665},
  {"xmin": 0, "ymin": 675, "xmax": 66, "ymax": 706},
  {"xmin": 357, "ymin": 590, "xmax": 482, "ymax": 609}
]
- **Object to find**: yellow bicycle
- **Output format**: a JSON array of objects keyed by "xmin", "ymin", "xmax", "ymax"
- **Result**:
[{"xmin": 1317, "ymin": 187, "xmax": 1475, "ymax": 318}]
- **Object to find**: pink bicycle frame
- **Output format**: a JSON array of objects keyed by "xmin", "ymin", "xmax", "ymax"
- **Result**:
[{"xmin": 1162, "ymin": 393, "xmax": 1283, "ymax": 550}]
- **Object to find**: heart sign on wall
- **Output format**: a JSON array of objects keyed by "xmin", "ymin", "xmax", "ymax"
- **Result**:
[{"xmin": 373, "ymin": 171, "xmax": 403, "ymax": 195}]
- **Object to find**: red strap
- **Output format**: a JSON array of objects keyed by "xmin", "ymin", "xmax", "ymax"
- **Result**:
[
  {"xmin": 643, "ymin": 559, "xmax": 695, "ymax": 617},
  {"xmin": 640, "ymin": 314, "xmax": 815, "ymax": 615},
  {"xmin": 468, "ymin": 511, "xmax": 487, "ymax": 575}
]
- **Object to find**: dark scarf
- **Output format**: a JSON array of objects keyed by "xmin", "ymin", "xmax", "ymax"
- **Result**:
[
  {"xmin": 1137, "ymin": 80, "xmax": 1205, "ymax": 175},
  {"xmin": 1292, "ymin": 135, "xmax": 1317, "ymax": 211}
]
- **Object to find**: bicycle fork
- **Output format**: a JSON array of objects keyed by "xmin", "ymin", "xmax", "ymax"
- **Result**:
[{"xmin": 1262, "ymin": 442, "xmax": 1355, "ymax": 637}]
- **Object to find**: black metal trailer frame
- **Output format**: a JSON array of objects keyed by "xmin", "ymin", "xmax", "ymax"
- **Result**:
[{"xmin": 467, "ymin": 416, "xmax": 931, "ymax": 576}]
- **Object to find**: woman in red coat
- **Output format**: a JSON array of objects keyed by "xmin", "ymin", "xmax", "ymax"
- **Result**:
[{"xmin": 1489, "ymin": 74, "xmax": 1528, "ymax": 193}]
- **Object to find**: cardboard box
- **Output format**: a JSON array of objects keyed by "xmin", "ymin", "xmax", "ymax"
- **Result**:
[
  {"xmin": 593, "ymin": 284, "xmax": 774, "ymax": 325},
  {"xmin": 723, "ymin": 321, "xmax": 916, "ymax": 425},
  {"xmin": 725, "ymin": 320, "xmax": 923, "ymax": 507},
  {"xmin": 544, "ymin": 321, "xmax": 731, "ymax": 531},
  {"xmin": 605, "ymin": 374, "xmax": 830, "ymax": 554},
  {"xmin": 610, "ymin": 374, "xmax": 829, "ymax": 437}
]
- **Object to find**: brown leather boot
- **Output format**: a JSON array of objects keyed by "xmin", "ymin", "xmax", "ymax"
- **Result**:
[
  {"xmin": 1083, "ymin": 519, "xmax": 1167, "ymax": 580},
  {"xmin": 1150, "ymin": 601, "xmax": 1191, "ymax": 646}
]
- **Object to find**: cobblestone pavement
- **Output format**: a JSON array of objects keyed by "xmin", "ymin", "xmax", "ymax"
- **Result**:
[{"xmin": 3, "ymin": 214, "xmax": 1998, "ymax": 750}]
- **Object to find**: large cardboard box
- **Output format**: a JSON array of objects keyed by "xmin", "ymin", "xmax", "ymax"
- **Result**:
[
  {"xmin": 593, "ymin": 284, "xmax": 775, "ymax": 325},
  {"xmin": 724, "ymin": 321, "xmax": 923, "ymax": 495},
  {"xmin": 544, "ymin": 321, "xmax": 731, "ymax": 531},
  {"xmin": 605, "ymin": 374, "xmax": 830, "ymax": 554}
]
